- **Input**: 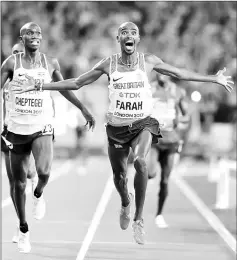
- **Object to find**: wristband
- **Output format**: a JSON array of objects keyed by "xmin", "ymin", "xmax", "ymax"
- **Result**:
[{"xmin": 35, "ymin": 81, "xmax": 43, "ymax": 91}]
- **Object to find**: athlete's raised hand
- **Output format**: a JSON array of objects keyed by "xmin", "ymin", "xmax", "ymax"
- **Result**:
[{"xmin": 215, "ymin": 67, "xmax": 234, "ymax": 93}]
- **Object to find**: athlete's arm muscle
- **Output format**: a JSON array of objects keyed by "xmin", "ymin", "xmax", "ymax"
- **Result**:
[
  {"xmin": 1, "ymin": 56, "xmax": 14, "ymax": 89},
  {"xmin": 41, "ymin": 57, "xmax": 110, "ymax": 91},
  {"xmin": 145, "ymin": 54, "xmax": 233, "ymax": 92}
]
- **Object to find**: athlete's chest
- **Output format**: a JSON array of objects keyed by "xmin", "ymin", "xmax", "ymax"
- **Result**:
[
  {"xmin": 14, "ymin": 68, "xmax": 51, "ymax": 84},
  {"xmin": 110, "ymin": 70, "xmax": 149, "ymax": 92}
]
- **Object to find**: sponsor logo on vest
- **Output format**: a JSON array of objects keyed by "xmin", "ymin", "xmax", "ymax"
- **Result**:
[
  {"xmin": 113, "ymin": 77, "xmax": 123, "ymax": 82},
  {"xmin": 119, "ymin": 92, "xmax": 140, "ymax": 98}
]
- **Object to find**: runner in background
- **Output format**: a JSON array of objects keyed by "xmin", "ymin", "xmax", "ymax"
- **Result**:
[{"xmin": 147, "ymin": 74, "xmax": 190, "ymax": 228}]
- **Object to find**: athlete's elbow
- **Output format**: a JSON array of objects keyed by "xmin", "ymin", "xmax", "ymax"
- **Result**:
[{"xmin": 73, "ymin": 79, "xmax": 80, "ymax": 90}]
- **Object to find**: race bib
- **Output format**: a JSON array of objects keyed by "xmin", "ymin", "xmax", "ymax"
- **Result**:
[{"xmin": 42, "ymin": 124, "xmax": 53, "ymax": 135}]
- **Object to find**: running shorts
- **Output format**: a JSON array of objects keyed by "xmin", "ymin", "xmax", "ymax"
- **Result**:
[
  {"xmin": 6, "ymin": 124, "xmax": 54, "ymax": 154},
  {"xmin": 1, "ymin": 125, "xmax": 10, "ymax": 153},
  {"xmin": 106, "ymin": 116, "xmax": 162, "ymax": 148}
]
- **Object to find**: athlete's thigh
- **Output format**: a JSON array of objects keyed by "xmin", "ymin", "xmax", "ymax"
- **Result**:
[
  {"xmin": 131, "ymin": 130, "xmax": 153, "ymax": 159},
  {"xmin": 31, "ymin": 135, "xmax": 53, "ymax": 170},
  {"xmin": 10, "ymin": 150, "xmax": 31, "ymax": 182},
  {"xmin": 108, "ymin": 145, "xmax": 130, "ymax": 174}
]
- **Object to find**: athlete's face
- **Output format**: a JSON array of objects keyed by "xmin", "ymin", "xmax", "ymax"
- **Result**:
[
  {"xmin": 117, "ymin": 23, "xmax": 140, "ymax": 54},
  {"xmin": 21, "ymin": 25, "xmax": 42, "ymax": 51}
]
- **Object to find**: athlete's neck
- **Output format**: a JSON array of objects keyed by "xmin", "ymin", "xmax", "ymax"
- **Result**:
[
  {"xmin": 24, "ymin": 50, "xmax": 40, "ymax": 63},
  {"xmin": 120, "ymin": 52, "xmax": 138, "ymax": 67}
]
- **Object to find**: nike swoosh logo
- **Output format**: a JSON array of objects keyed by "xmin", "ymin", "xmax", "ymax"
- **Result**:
[
  {"xmin": 18, "ymin": 73, "xmax": 25, "ymax": 77},
  {"xmin": 113, "ymin": 77, "xmax": 123, "ymax": 82}
]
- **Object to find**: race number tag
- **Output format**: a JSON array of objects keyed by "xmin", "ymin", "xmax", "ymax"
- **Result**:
[{"xmin": 42, "ymin": 124, "xmax": 53, "ymax": 135}]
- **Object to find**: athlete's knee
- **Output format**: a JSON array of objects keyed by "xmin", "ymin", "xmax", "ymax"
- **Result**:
[
  {"xmin": 35, "ymin": 162, "xmax": 51, "ymax": 177},
  {"xmin": 27, "ymin": 169, "xmax": 36, "ymax": 179},
  {"xmin": 134, "ymin": 156, "xmax": 147, "ymax": 174},
  {"xmin": 113, "ymin": 171, "xmax": 127, "ymax": 188},
  {"xmin": 14, "ymin": 179, "xmax": 27, "ymax": 192}
]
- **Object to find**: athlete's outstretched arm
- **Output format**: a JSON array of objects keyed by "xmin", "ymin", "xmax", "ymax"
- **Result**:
[
  {"xmin": 147, "ymin": 54, "xmax": 234, "ymax": 92},
  {"xmin": 51, "ymin": 58, "xmax": 95, "ymax": 130},
  {"xmin": 12, "ymin": 58, "xmax": 109, "ymax": 93}
]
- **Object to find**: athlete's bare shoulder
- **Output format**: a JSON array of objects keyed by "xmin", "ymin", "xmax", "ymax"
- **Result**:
[
  {"xmin": 42, "ymin": 54, "xmax": 58, "ymax": 67},
  {"xmin": 1, "ymin": 55, "xmax": 15, "ymax": 70},
  {"xmin": 1, "ymin": 55, "xmax": 15, "ymax": 86},
  {"xmin": 92, "ymin": 57, "xmax": 110, "ymax": 75},
  {"xmin": 144, "ymin": 53, "xmax": 163, "ymax": 66},
  {"xmin": 41, "ymin": 54, "xmax": 61, "ymax": 75}
]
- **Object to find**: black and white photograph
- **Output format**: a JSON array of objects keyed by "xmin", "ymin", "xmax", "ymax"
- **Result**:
[{"xmin": 1, "ymin": 1, "xmax": 236, "ymax": 259}]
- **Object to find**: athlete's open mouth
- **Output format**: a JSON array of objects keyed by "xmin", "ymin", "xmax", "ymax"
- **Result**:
[
  {"xmin": 125, "ymin": 41, "xmax": 134, "ymax": 47},
  {"xmin": 30, "ymin": 40, "xmax": 40, "ymax": 45}
]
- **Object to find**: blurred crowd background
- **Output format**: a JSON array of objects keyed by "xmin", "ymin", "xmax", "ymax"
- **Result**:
[{"xmin": 1, "ymin": 1, "xmax": 236, "ymax": 161}]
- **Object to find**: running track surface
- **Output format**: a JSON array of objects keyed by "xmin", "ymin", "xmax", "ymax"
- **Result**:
[{"xmin": 1, "ymin": 155, "xmax": 236, "ymax": 260}]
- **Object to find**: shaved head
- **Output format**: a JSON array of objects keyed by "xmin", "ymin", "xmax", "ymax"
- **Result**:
[
  {"xmin": 20, "ymin": 22, "xmax": 41, "ymax": 36},
  {"xmin": 118, "ymin": 22, "xmax": 139, "ymax": 35},
  {"xmin": 12, "ymin": 42, "xmax": 24, "ymax": 54}
]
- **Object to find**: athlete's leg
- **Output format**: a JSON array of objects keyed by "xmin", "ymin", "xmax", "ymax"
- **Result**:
[
  {"xmin": 131, "ymin": 130, "xmax": 153, "ymax": 221},
  {"xmin": 4, "ymin": 150, "xmax": 19, "ymax": 218},
  {"xmin": 108, "ymin": 145, "xmax": 130, "ymax": 207},
  {"xmin": 147, "ymin": 146, "xmax": 159, "ymax": 179},
  {"xmin": 31, "ymin": 135, "xmax": 53, "ymax": 197},
  {"xmin": 10, "ymin": 150, "xmax": 31, "ymax": 229},
  {"xmin": 157, "ymin": 149, "xmax": 175, "ymax": 216},
  {"xmin": 27, "ymin": 153, "xmax": 38, "ymax": 195},
  {"xmin": 108, "ymin": 144, "xmax": 134, "ymax": 230}
]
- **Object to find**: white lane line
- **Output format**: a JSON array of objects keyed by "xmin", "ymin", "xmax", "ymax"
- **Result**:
[
  {"xmin": 2, "ymin": 160, "xmax": 73, "ymax": 209},
  {"xmin": 171, "ymin": 167, "xmax": 236, "ymax": 254},
  {"xmin": 76, "ymin": 175, "xmax": 114, "ymax": 260},
  {"xmin": 2, "ymin": 240, "xmax": 227, "ymax": 247}
]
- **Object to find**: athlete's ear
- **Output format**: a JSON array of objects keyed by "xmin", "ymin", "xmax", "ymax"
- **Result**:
[
  {"xmin": 19, "ymin": 36, "xmax": 23, "ymax": 43},
  {"xmin": 116, "ymin": 35, "xmax": 120, "ymax": 43}
]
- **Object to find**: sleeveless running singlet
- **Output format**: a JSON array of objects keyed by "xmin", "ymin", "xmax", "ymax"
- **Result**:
[
  {"xmin": 151, "ymin": 82, "xmax": 178, "ymax": 131},
  {"xmin": 8, "ymin": 53, "xmax": 54, "ymax": 135},
  {"xmin": 106, "ymin": 53, "xmax": 154, "ymax": 126}
]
